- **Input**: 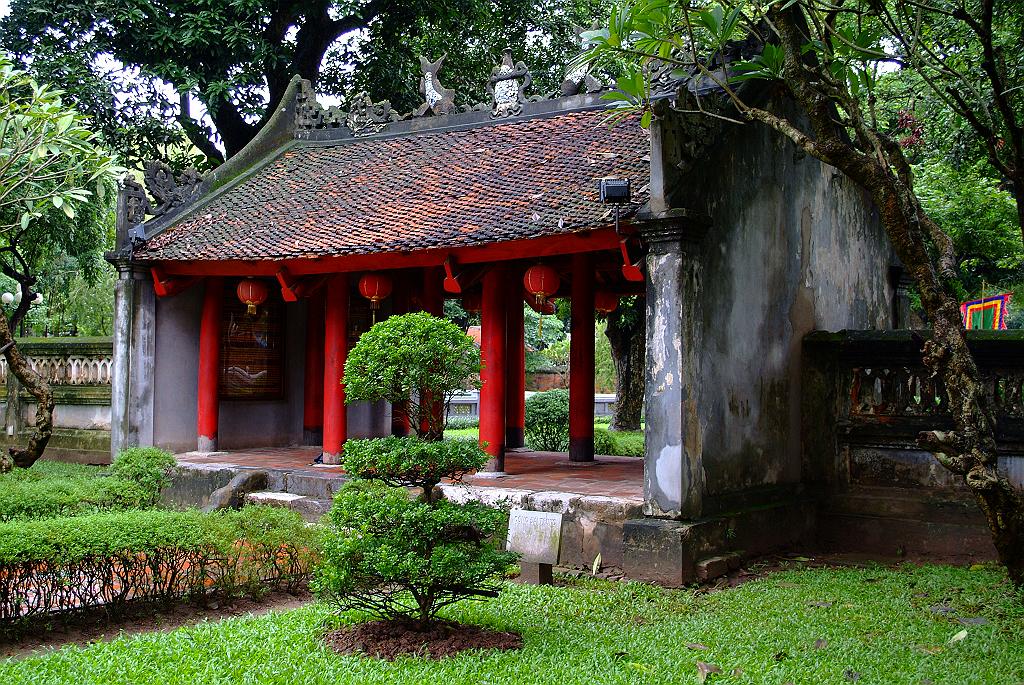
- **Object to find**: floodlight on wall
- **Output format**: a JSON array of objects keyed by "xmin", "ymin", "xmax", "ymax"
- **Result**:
[{"xmin": 598, "ymin": 178, "xmax": 631, "ymax": 205}]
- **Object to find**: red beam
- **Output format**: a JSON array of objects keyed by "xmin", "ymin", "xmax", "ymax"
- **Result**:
[
  {"xmin": 569, "ymin": 253, "xmax": 595, "ymax": 462},
  {"xmin": 197, "ymin": 278, "xmax": 224, "ymax": 452},
  {"xmin": 323, "ymin": 274, "xmax": 349, "ymax": 463},
  {"xmin": 479, "ymin": 266, "xmax": 508, "ymax": 471},
  {"xmin": 148, "ymin": 228, "xmax": 625, "ymax": 278},
  {"xmin": 150, "ymin": 266, "xmax": 198, "ymax": 298}
]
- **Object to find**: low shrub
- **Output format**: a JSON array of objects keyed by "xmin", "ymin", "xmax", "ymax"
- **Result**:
[
  {"xmin": 109, "ymin": 447, "xmax": 177, "ymax": 504},
  {"xmin": 593, "ymin": 427, "xmax": 645, "ymax": 457},
  {"xmin": 445, "ymin": 416, "xmax": 479, "ymax": 430},
  {"xmin": 524, "ymin": 389, "xmax": 570, "ymax": 451},
  {"xmin": 316, "ymin": 436, "xmax": 515, "ymax": 626},
  {"xmin": 0, "ymin": 461, "xmax": 151, "ymax": 521},
  {"xmin": 0, "ymin": 506, "xmax": 315, "ymax": 630},
  {"xmin": 594, "ymin": 415, "xmax": 613, "ymax": 425}
]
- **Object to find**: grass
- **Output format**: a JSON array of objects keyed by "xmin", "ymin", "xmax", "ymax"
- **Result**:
[{"xmin": 3, "ymin": 563, "xmax": 1021, "ymax": 684}]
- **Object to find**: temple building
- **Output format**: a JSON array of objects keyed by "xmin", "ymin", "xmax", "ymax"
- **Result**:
[{"xmin": 108, "ymin": 50, "xmax": 927, "ymax": 582}]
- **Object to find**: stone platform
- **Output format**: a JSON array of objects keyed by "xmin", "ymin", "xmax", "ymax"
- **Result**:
[{"xmin": 166, "ymin": 446, "xmax": 645, "ymax": 569}]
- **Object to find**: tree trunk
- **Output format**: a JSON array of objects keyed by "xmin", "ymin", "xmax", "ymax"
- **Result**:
[
  {"xmin": 0, "ymin": 315, "xmax": 53, "ymax": 472},
  {"xmin": 604, "ymin": 298, "xmax": 645, "ymax": 431}
]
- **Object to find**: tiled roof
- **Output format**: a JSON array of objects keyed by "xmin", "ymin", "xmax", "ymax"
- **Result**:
[{"xmin": 135, "ymin": 109, "xmax": 649, "ymax": 261}]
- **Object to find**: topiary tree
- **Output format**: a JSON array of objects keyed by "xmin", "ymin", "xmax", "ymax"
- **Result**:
[
  {"xmin": 109, "ymin": 447, "xmax": 177, "ymax": 505},
  {"xmin": 344, "ymin": 312, "xmax": 480, "ymax": 440},
  {"xmin": 315, "ymin": 437, "xmax": 516, "ymax": 627},
  {"xmin": 524, "ymin": 389, "xmax": 570, "ymax": 451}
]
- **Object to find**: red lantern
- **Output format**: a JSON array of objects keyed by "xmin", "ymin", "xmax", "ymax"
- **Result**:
[
  {"xmin": 523, "ymin": 264, "xmax": 560, "ymax": 305},
  {"xmin": 358, "ymin": 273, "xmax": 393, "ymax": 322},
  {"xmin": 236, "ymin": 278, "xmax": 269, "ymax": 315},
  {"xmin": 462, "ymin": 291, "xmax": 482, "ymax": 313},
  {"xmin": 595, "ymin": 291, "xmax": 619, "ymax": 314}
]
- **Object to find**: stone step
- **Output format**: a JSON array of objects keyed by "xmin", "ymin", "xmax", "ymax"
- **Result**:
[{"xmin": 245, "ymin": 490, "xmax": 332, "ymax": 522}]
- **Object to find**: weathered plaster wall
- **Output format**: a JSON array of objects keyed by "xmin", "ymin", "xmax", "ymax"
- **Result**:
[
  {"xmin": 654, "ymin": 98, "xmax": 895, "ymax": 515},
  {"xmin": 152, "ymin": 289, "xmax": 384, "ymax": 453}
]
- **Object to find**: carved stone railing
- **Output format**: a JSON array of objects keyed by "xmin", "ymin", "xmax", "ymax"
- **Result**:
[
  {"xmin": 0, "ymin": 338, "xmax": 113, "ymax": 387},
  {"xmin": 802, "ymin": 330, "xmax": 1024, "ymax": 489}
]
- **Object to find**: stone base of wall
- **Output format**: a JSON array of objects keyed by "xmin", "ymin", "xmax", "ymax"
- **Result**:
[
  {"xmin": 622, "ymin": 499, "xmax": 816, "ymax": 586},
  {"xmin": 3, "ymin": 428, "xmax": 111, "ymax": 465}
]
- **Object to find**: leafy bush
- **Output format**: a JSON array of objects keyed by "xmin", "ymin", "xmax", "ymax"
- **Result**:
[
  {"xmin": 109, "ymin": 447, "xmax": 177, "ymax": 504},
  {"xmin": 0, "ymin": 506, "xmax": 315, "ymax": 629},
  {"xmin": 316, "ymin": 437, "xmax": 514, "ymax": 626},
  {"xmin": 343, "ymin": 436, "xmax": 487, "ymax": 501},
  {"xmin": 0, "ymin": 461, "xmax": 151, "ymax": 521},
  {"xmin": 344, "ymin": 312, "xmax": 481, "ymax": 439},
  {"xmin": 315, "ymin": 481, "xmax": 514, "ymax": 627},
  {"xmin": 445, "ymin": 416, "xmax": 479, "ymax": 430},
  {"xmin": 524, "ymin": 389, "xmax": 570, "ymax": 451},
  {"xmin": 594, "ymin": 427, "xmax": 645, "ymax": 457}
]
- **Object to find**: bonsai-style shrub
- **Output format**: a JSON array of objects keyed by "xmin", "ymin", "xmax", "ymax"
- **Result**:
[
  {"xmin": 109, "ymin": 447, "xmax": 177, "ymax": 505},
  {"xmin": 343, "ymin": 312, "xmax": 480, "ymax": 440},
  {"xmin": 524, "ymin": 389, "xmax": 570, "ymax": 451},
  {"xmin": 314, "ymin": 438, "xmax": 516, "ymax": 627}
]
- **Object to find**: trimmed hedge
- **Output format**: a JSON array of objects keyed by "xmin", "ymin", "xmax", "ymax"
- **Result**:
[
  {"xmin": 109, "ymin": 447, "xmax": 177, "ymax": 504},
  {"xmin": 593, "ymin": 427, "xmax": 645, "ymax": 458},
  {"xmin": 0, "ymin": 506, "xmax": 316, "ymax": 629},
  {"xmin": 524, "ymin": 389, "xmax": 570, "ymax": 451},
  {"xmin": 0, "ymin": 462, "xmax": 152, "ymax": 521}
]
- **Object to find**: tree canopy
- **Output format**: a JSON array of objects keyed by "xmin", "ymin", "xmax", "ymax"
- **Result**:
[{"xmin": 0, "ymin": 0, "xmax": 609, "ymax": 170}]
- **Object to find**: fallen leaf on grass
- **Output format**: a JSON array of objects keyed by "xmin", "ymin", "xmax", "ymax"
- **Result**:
[
  {"xmin": 627, "ymin": 662, "xmax": 654, "ymax": 674},
  {"xmin": 591, "ymin": 553, "xmax": 602, "ymax": 576},
  {"xmin": 697, "ymin": 662, "xmax": 722, "ymax": 683},
  {"xmin": 773, "ymin": 651, "xmax": 788, "ymax": 661},
  {"xmin": 957, "ymin": 617, "xmax": 989, "ymax": 626},
  {"xmin": 948, "ymin": 629, "xmax": 968, "ymax": 644},
  {"xmin": 809, "ymin": 601, "xmax": 834, "ymax": 608},
  {"xmin": 844, "ymin": 669, "xmax": 861, "ymax": 681},
  {"xmin": 686, "ymin": 643, "xmax": 709, "ymax": 650},
  {"xmin": 917, "ymin": 645, "xmax": 944, "ymax": 655},
  {"xmin": 814, "ymin": 639, "xmax": 828, "ymax": 650}
]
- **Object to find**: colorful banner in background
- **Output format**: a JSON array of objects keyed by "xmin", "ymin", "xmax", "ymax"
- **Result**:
[{"xmin": 960, "ymin": 293, "xmax": 1012, "ymax": 330}]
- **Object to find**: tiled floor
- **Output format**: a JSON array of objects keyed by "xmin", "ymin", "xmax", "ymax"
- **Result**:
[{"xmin": 177, "ymin": 446, "xmax": 643, "ymax": 500}]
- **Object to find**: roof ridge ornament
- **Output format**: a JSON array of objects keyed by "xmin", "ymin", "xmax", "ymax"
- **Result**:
[
  {"xmin": 487, "ymin": 50, "xmax": 532, "ymax": 118},
  {"xmin": 415, "ymin": 54, "xmax": 456, "ymax": 117},
  {"xmin": 295, "ymin": 79, "xmax": 346, "ymax": 130},
  {"xmin": 143, "ymin": 161, "xmax": 204, "ymax": 218},
  {"xmin": 562, "ymin": 23, "xmax": 604, "ymax": 96},
  {"xmin": 345, "ymin": 92, "xmax": 401, "ymax": 137}
]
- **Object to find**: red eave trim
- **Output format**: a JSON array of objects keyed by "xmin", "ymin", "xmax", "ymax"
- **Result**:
[{"xmin": 149, "ymin": 228, "xmax": 625, "ymax": 277}]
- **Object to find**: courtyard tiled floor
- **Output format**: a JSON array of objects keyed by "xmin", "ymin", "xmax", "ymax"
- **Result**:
[{"xmin": 177, "ymin": 446, "xmax": 643, "ymax": 500}]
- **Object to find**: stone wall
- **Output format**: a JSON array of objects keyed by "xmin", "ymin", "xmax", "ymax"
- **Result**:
[{"xmin": 1, "ymin": 338, "xmax": 113, "ymax": 463}]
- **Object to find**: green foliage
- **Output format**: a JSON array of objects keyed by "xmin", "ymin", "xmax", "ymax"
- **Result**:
[
  {"xmin": 593, "ymin": 426, "xmax": 644, "ymax": 457},
  {"xmin": 4, "ymin": 565, "xmax": 1023, "ymax": 683},
  {"xmin": 913, "ymin": 159, "xmax": 1024, "ymax": 298},
  {"xmin": 0, "ymin": 506, "xmax": 315, "ymax": 629},
  {"xmin": 595, "ymin": 321, "xmax": 616, "ymax": 393},
  {"xmin": 524, "ymin": 389, "xmax": 570, "ymax": 451},
  {"xmin": 0, "ymin": 460, "xmax": 151, "ymax": 521},
  {"xmin": 342, "ymin": 436, "xmax": 488, "ymax": 501},
  {"xmin": 315, "ymin": 480, "xmax": 515, "ymax": 626},
  {"xmin": 445, "ymin": 416, "xmax": 479, "ymax": 430},
  {"xmin": 1, "ymin": 0, "xmax": 611, "ymax": 165},
  {"xmin": 109, "ymin": 447, "xmax": 177, "ymax": 505},
  {"xmin": 344, "ymin": 312, "xmax": 481, "ymax": 439}
]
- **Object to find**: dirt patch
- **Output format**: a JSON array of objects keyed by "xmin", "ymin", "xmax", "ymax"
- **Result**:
[
  {"xmin": 324, "ymin": 619, "xmax": 522, "ymax": 660},
  {"xmin": 2, "ymin": 590, "xmax": 312, "ymax": 660}
]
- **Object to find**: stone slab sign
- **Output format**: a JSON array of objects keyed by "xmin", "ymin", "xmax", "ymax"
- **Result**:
[{"xmin": 506, "ymin": 509, "xmax": 562, "ymax": 564}]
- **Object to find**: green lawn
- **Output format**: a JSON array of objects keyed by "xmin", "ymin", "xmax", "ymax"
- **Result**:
[
  {"xmin": 4, "ymin": 564, "xmax": 1022, "ymax": 684},
  {"xmin": 445, "ymin": 425, "xmax": 645, "ymax": 457}
]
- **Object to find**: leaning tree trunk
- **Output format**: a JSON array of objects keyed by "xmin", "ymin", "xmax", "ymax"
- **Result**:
[
  {"xmin": 0, "ymin": 314, "xmax": 53, "ymax": 473},
  {"xmin": 604, "ymin": 298, "xmax": 645, "ymax": 431}
]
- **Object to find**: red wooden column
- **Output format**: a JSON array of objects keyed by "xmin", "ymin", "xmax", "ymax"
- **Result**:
[
  {"xmin": 302, "ymin": 291, "xmax": 325, "ymax": 445},
  {"xmin": 505, "ymin": 289, "xmax": 526, "ymax": 448},
  {"xmin": 569, "ymin": 253, "xmax": 595, "ymax": 462},
  {"xmin": 323, "ymin": 274, "xmax": 349, "ymax": 464},
  {"xmin": 479, "ymin": 267, "xmax": 508, "ymax": 472},
  {"xmin": 197, "ymin": 278, "xmax": 224, "ymax": 453}
]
